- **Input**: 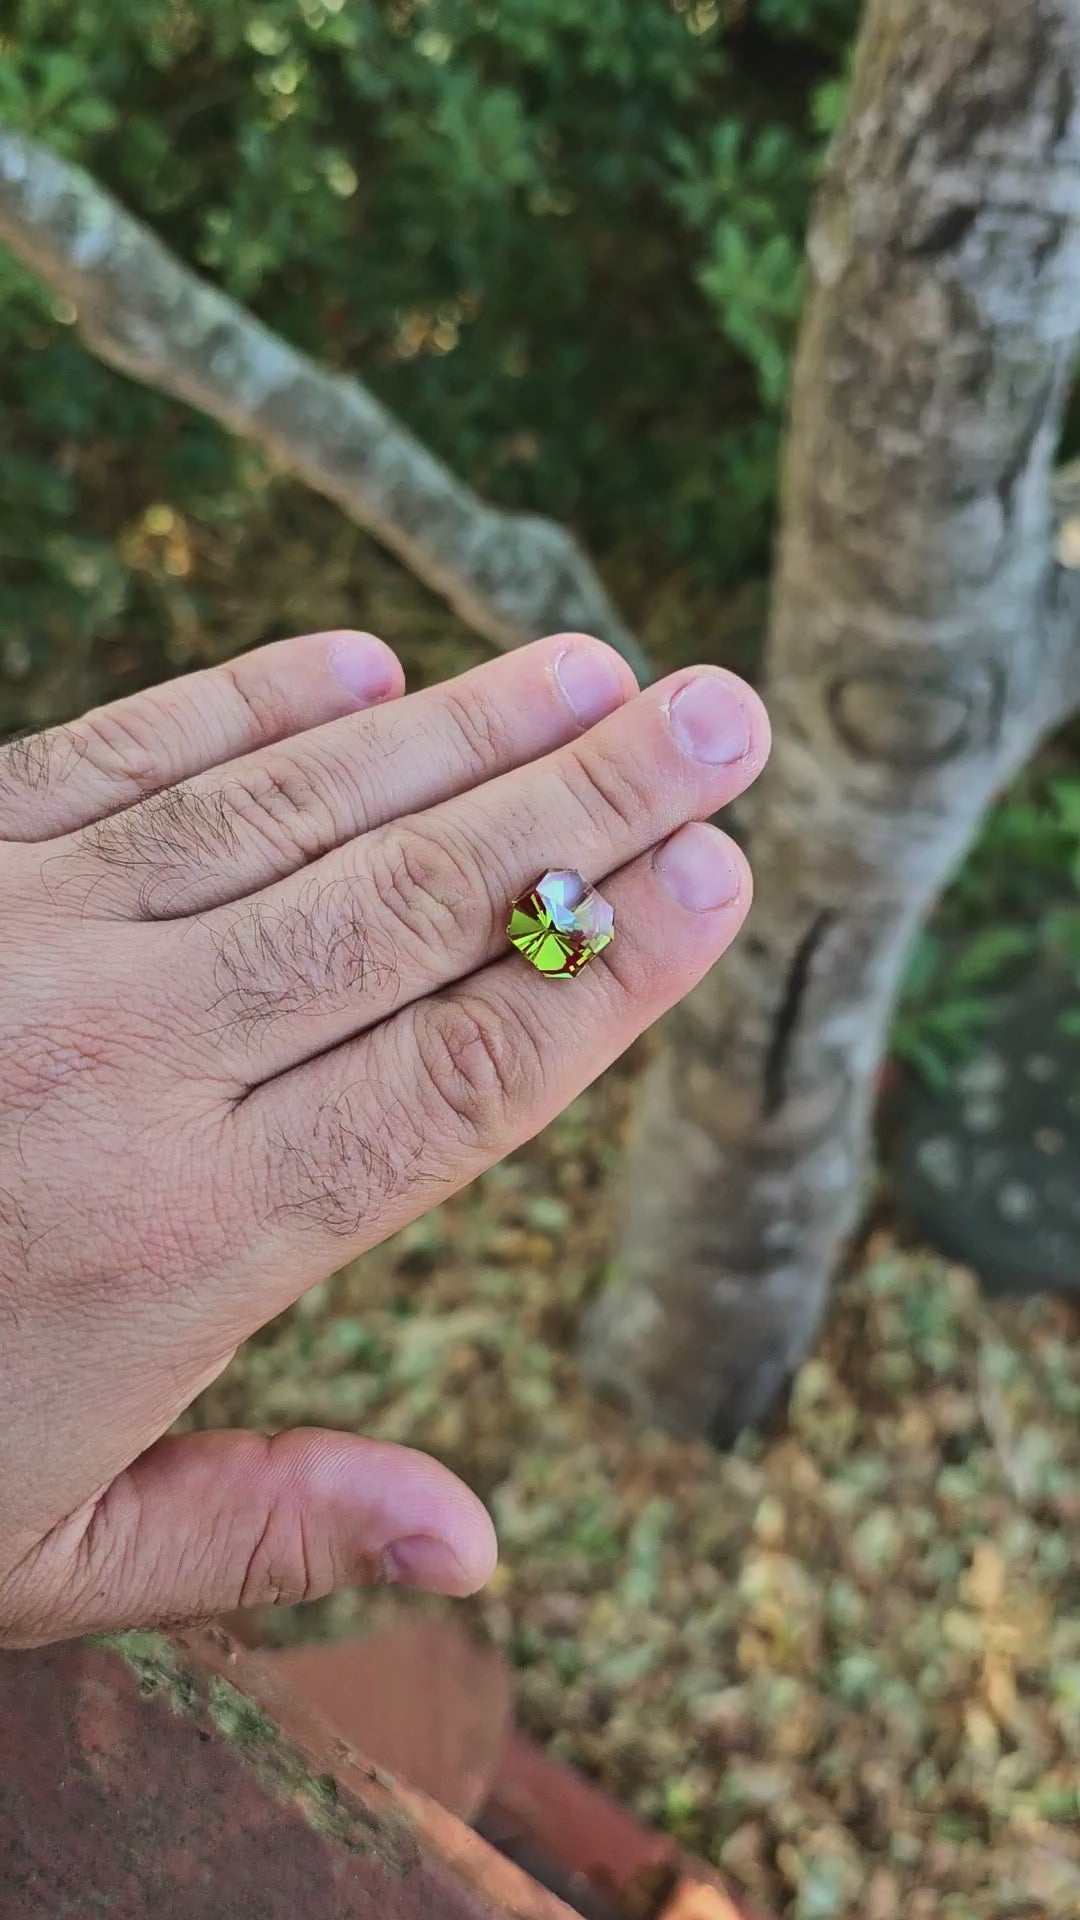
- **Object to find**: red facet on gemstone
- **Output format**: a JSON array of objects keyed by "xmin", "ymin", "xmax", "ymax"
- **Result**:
[{"xmin": 506, "ymin": 868, "xmax": 615, "ymax": 977}]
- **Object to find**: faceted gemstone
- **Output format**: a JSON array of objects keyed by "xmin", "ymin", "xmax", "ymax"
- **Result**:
[{"xmin": 507, "ymin": 868, "xmax": 615, "ymax": 977}]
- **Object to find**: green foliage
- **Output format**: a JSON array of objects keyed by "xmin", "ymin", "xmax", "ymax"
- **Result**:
[
  {"xmin": 0, "ymin": 0, "xmax": 854, "ymax": 689},
  {"xmin": 894, "ymin": 769, "xmax": 1080, "ymax": 1088},
  {"xmin": 893, "ymin": 928, "xmax": 1034, "ymax": 1093},
  {"xmin": 753, "ymin": 0, "xmax": 858, "ymax": 46},
  {"xmin": 669, "ymin": 119, "xmax": 812, "ymax": 409}
]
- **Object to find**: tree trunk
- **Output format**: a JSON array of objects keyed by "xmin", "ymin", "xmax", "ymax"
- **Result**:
[{"xmin": 582, "ymin": 0, "xmax": 1080, "ymax": 1440}]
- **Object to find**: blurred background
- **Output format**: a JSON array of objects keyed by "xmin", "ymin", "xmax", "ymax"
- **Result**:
[{"xmin": 2, "ymin": 4, "xmax": 1080, "ymax": 1916}]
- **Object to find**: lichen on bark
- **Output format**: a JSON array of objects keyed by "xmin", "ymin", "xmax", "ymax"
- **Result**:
[{"xmin": 102, "ymin": 1630, "xmax": 418, "ymax": 1869}]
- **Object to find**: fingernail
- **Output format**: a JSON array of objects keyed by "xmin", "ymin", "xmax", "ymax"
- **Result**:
[
  {"xmin": 555, "ymin": 645, "xmax": 625, "ymax": 729},
  {"xmin": 654, "ymin": 822, "xmax": 742, "ymax": 911},
  {"xmin": 328, "ymin": 631, "xmax": 399, "ymax": 705},
  {"xmin": 383, "ymin": 1534, "xmax": 466, "ymax": 1593},
  {"xmin": 668, "ymin": 672, "xmax": 750, "ymax": 764}
]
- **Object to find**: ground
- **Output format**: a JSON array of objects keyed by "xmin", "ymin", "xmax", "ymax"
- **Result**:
[
  {"xmin": 16, "ymin": 476, "xmax": 1078, "ymax": 1919},
  {"xmin": 185, "ymin": 1039, "xmax": 1080, "ymax": 1920}
]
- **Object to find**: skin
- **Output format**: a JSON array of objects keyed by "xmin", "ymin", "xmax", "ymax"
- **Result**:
[{"xmin": 0, "ymin": 627, "xmax": 769, "ymax": 1648}]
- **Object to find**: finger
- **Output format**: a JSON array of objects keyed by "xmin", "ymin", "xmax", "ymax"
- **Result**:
[
  {"xmin": 0, "ymin": 630, "xmax": 403, "ymax": 844},
  {"xmin": 5, "ymin": 1428, "xmax": 496, "ymax": 1646},
  {"xmin": 212, "ymin": 822, "xmax": 752, "ymax": 1329},
  {"xmin": 184, "ymin": 667, "xmax": 768, "ymax": 1084},
  {"xmin": 60, "ymin": 633, "xmax": 637, "ymax": 918}
]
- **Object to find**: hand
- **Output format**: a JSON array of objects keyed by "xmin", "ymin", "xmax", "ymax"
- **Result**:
[{"xmin": 0, "ymin": 627, "xmax": 768, "ymax": 1647}]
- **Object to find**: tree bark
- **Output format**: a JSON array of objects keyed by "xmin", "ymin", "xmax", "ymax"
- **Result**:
[
  {"xmin": 0, "ymin": 130, "xmax": 649, "ymax": 679},
  {"xmin": 582, "ymin": 0, "xmax": 1080, "ymax": 1439}
]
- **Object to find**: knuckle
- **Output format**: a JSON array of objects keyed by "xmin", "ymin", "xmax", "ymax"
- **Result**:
[
  {"xmin": 411, "ymin": 994, "xmax": 528, "ymax": 1146},
  {"xmin": 439, "ymin": 683, "xmax": 512, "ymax": 778},
  {"xmin": 238, "ymin": 1529, "xmax": 316, "ymax": 1608},
  {"xmin": 81, "ymin": 787, "xmax": 238, "ymax": 907},
  {"xmin": 365, "ymin": 821, "xmax": 481, "ymax": 958},
  {"xmin": 0, "ymin": 727, "xmax": 88, "ymax": 831},
  {"xmin": 219, "ymin": 659, "xmax": 292, "ymax": 740},
  {"xmin": 77, "ymin": 752, "xmax": 338, "ymax": 909},
  {"xmin": 223, "ymin": 754, "xmax": 336, "ymax": 866},
  {"xmin": 0, "ymin": 727, "xmax": 63, "ymax": 799},
  {"xmin": 237, "ymin": 1481, "xmax": 326, "ymax": 1609},
  {"xmin": 562, "ymin": 741, "xmax": 653, "ymax": 838},
  {"xmin": 72, "ymin": 708, "xmax": 162, "ymax": 796},
  {"xmin": 206, "ymin": 886, "xmax": 394, "ymax": 1028}
]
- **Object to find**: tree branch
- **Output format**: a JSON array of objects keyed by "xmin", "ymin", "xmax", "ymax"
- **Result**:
[{"xmin": 0, "ymin": 128, "xmax": 651, "ymax": 680}]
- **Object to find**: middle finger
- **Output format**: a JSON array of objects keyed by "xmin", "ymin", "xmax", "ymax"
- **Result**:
[
  {"xmin": 57, "ymin": 632, "xmax": 636, "ymax": 919},
  {"xmin": 172, "ymin": 665, "xmax": 769, "ymax": 1086}
]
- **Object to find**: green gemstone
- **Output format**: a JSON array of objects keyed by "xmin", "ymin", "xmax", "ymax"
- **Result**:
[{"xmin": 507, "ymin": 869, "xmax": 615, "ymax": 978}]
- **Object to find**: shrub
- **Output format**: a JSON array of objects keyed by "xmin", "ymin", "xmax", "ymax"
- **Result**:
[{"xmin": 0, "ymin": 0, "xmax": 856, "ymax": 701}]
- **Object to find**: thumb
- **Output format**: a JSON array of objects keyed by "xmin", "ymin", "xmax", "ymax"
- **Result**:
[{"xmin": 6, "ymin": 1429, "xmax": 497, "ymax": 1647}]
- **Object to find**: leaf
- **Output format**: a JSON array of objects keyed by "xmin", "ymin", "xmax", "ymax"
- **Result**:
[
  {"xmin": 910, "ymin": 1043, "xmax": 955, "ymax": 1093},
  {"xmin": 1052, "ymin": 773, "xmax": 1080, "ymax": 839},
  {"xmin": 1044, "ymin": 907, "xmax": 1080, "ymax": 968},
  {"xmin": 899, "ymin": 931, "xmax": 945, "ymax": 1005},
  {"xmin": 925, "ymin": 996, "xmax": 996, "ymax": 1036},
  {"xmin": 950, "ymin": 924, "xmax": 1033, "ymax": 988}
]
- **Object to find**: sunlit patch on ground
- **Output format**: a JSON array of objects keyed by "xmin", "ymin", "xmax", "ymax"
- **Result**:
[{"xmin": 187, "ymin": 1048, "xmax": 1080, "ymax": 1920}]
